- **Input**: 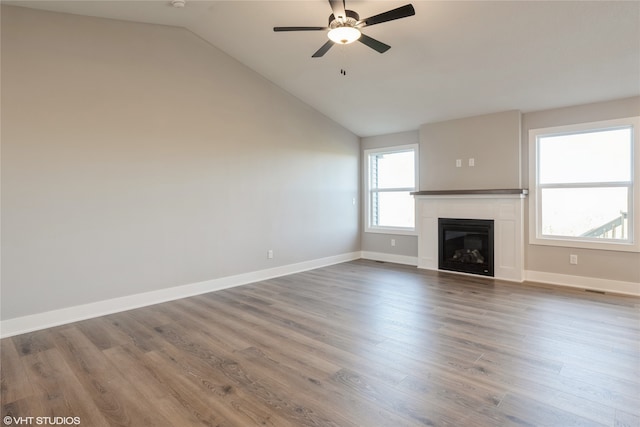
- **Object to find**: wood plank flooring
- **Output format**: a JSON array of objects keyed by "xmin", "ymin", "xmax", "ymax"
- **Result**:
[{"xmin": 2, "ymin": 259, "xmax": 639, "ymax": 426}]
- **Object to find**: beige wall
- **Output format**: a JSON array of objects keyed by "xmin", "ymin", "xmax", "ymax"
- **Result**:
[
  {"xmin": 419, "ymin": 110, "xmax": 521, "ymax": 191},
  {"xmin": 522, "ymin": 97, "xmax": 640, "ymax": 284},
  {"xmin": 1, "ymin": 6, "xmax": 360, "ymax": 320}
]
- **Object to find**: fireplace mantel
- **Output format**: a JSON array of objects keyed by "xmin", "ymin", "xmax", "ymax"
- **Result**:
[
  {"xmin": 413, "ymin": 192, "xmax": 525, "ymax": 282},
  {"xmin": 411, "ymin": 188, "xmax": 528, "ymax": 197}
]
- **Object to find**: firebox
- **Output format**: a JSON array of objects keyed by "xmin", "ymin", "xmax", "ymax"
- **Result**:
[{"xmin": 438, "ymin": 218, "xmax": 494, "ymax": 277}]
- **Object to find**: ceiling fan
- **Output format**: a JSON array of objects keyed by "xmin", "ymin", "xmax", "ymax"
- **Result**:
[{"xmin": 274, "ymin": 0, "xmax": 415, "ymax": 58}]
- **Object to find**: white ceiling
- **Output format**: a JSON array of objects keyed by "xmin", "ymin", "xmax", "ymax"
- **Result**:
[{"xmin": 8, "ymin": 0, "xmax": 640, "ymax": 137}]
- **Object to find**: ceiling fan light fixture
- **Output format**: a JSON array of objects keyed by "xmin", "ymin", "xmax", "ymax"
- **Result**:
[{"xmin": 327, "ymin": 26, "xmax": 361, "ymax": 44}]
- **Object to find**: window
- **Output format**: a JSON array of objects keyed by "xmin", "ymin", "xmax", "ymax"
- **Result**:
[
  {"xmin": 364, "ymin": 144, "xmax": 418, "ymax": 234},
  {"xmin": 529, "ymin": 117, "xmax": 639, "ymax": 252}
]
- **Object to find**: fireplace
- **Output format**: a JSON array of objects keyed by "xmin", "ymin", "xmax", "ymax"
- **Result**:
[
  {"xmin": 412, "ymin": 190, "xmax": 526, "ymax": 282},
  {"xmin": 438, "ymin": 218, "xmax": 494, "ymax": 277}
]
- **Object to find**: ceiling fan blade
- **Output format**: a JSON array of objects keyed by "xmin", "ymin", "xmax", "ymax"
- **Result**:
[
  {"xmin": 312, "ymin": 40, "xmax": 335, "ymax": 57},
  {"xmin": 274, "ymin": 26, "xmax": 327, "ymax": 32},
  {"xmin": 358, "ymin": 33, "xmax": 391, "ymax": 53},
  {"xmin": 329, "ymin": 0, "xmax": 346, "ymax": 20},
  {"xmin": 359, "ymin": 4, "xmax": 415, "ymax": 28}
]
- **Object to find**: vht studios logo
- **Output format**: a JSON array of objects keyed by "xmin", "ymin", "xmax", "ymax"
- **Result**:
[{"xmin": 3, "ymin": 416, "xmax": 80, "ymax": 426}]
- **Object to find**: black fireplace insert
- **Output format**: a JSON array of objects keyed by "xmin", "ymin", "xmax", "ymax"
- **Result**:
[{"xmin": 438, "ymin": 218, "xmax": 494, "ymax": 277}]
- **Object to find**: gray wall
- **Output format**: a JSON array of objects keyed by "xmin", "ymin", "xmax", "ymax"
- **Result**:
[
  {"xmin": 419, "ymin": 110, "xmax": 521, "ymax": 191},
  {"xmin": 1, "ymin": 6, "xmax": 360, "ymax": 320},
  {"xmin": 522, "ymin": 96, "xmax": 640, "ymax": 284}
]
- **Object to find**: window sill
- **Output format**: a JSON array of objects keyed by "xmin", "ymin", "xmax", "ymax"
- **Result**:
[
  {"xmin": 365, "ymin": 227, "xmax": 417, "ymax": 236},
  {"xmin": 530, "ymin": 235, "xmax": 639, "ymax": 253}
]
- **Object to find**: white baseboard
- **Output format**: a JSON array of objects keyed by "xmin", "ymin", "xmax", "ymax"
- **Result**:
[
  {"xmin": 361, "ymin": 251, "xmax": 418, "ymax": 266},
  {"xmin": 4, "ymin": 253, "xmax": 635, "ymax": 338},
  {"xmin": 525, "ymin": 270, "xmax": 640, "ymax": 296},
  {"xmin": 407, "ymin": 263, "xmax": 639, "ymax": 296},
  {"xmin": 0, "ymin": 252, "xmax": 361, "ymax": 338}
]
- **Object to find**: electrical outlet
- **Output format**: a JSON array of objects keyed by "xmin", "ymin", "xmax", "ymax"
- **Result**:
[
  {"xmin": 569, "ymin": 254, "xmax": 578, "ymax": 265},
  {"xmin": 391, "ymin": 239, "xmax": 396, "ymax": 247},
  {"xmin": 456, "ymin": 159, "xmax": 462, "ymax": 168},
  {"xmin": 267, "ymin": 250, "xmax": 274, "ymax": 259},
  {"xmin": 468, "ymin": 158, "xmax": 475, "ymax": 167}
]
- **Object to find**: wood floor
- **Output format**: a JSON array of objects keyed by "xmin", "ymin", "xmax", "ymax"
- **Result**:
[{"xmin": 2, "ymin": 260, "xmax": 639, "ymax": 426}]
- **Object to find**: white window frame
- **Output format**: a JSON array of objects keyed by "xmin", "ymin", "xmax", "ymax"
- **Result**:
[
  {"xmin": 528, "ymin": 116, "xmax": 640, "ymax": 252},
  {"xmin": 364, "ymin": 144, "xmax": 418, "ymax": 235}
]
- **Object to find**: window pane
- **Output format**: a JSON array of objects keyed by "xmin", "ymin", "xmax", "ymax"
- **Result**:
[
  {"xmin": 372, "ymin": 191, "xmax": 415, "ymax": 228},
  {"xmin": 541, "ymin": 187, "xmax": 629, "ymax": 239},
  {"xmin": 538, "ymin": 127, "xmax": 632, "ymax": 184},
  {"xmin": 372, "ymin": 151, "xmax": 415, "ymax": 189}
]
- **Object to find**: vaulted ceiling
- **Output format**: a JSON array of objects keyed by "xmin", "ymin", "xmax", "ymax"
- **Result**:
[{"xmin": 7, "ymin": 1, "xmax": 640, "ymax": 137}]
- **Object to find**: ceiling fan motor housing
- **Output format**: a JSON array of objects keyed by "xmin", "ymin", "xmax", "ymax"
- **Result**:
[{"xmin": 328, "ymin": 10, "xmax": 360, "ymax": 28}]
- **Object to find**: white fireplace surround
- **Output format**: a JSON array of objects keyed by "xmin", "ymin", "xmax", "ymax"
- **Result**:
[{"xmin": 414, "ymin": 191, "xmax": 526, "ymax": 282}]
